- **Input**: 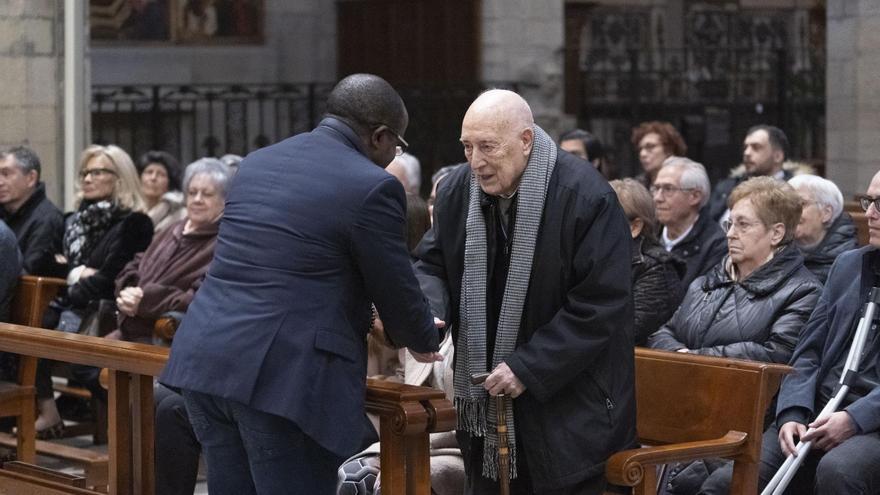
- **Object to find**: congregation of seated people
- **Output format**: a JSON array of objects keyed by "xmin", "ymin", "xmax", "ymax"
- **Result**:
[{"xmin": 0, "ymin": 116, "xmax": 875, "ymax": 495}]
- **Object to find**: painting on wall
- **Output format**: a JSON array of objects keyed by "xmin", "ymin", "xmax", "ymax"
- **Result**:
[{"xmin": 90, "ymin": 0, "xmax": 263, "ymax": 44}]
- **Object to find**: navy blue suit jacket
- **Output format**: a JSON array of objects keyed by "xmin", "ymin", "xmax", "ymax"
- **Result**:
[
  {"xmin": 161, "ymin": 118, "xmax": 440, "ymax": 457},
  {"xmin": 776, "ymin": 245, "xmax": 880, "ymax": 433}
]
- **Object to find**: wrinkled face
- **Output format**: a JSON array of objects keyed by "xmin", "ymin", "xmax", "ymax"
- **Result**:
[
  {"xmin": 80, "ymin": 155, "xmax": 118, "ymax": 202},
  {"xmin": 794, "ymin": 188, "xmax": 830, "ymax": 247},
  {"xmin": 743, "ymin": 130, "xmax": 780, "ymax": 175},
  {"xmin": 726, "ymin": 198, "xmax": 780, "ymax": 270},
  {"xmin": 638, "ymin": 132, "xmax": 669, "ymax": 176},
  {"xmin": 0, "ymin": 155, "xmax": 36, "ymax": 209},
  {"xmin": 652, "ymin": 166, "xmax": 699, "ymax": 226},
  {"xmin": 140, "ymin": 163, "xmax": 170, "ymax": 201},
  {"xmin": 461, "ymin": 112, "xmax": 531, "ymax": 197},
  {"xmin": 186, "ymin": 173, "xmax": 224, "ymax": 228},
  {"xmin": 864, "ymin": 172, "xmax": 880, "ymax": 248},
  {"xmin": 560, "ymin": 139, "xmax": 588, "ymax": 161}
]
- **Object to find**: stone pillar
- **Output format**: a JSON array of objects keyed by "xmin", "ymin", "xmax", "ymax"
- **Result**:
[
  {"xmin": 826, "ymin": 0, "xmax": 880, "ymax": 198},
  {"xmin": 0, "ymin": 1, "xmax": 66, "ymax": 205},
  {"xmin": 481, "ymin": 0, "xmax": 574, "ymax": 137}
]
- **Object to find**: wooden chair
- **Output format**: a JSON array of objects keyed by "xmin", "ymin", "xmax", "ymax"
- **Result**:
[
  {"xmin": 4, "ymin": 275, "xmax": 65, "ymax": 464},
  {"xmin": 605, "ymin": 348, "xmax": 791, "ymax": 495}
]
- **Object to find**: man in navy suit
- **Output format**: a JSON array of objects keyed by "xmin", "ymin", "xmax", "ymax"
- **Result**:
[
  {"xmin": 161, "ymin": 74, "xmax": 442, "ymax": 494},
  {"xmin": 757, "ymin": 169, "xmax": 880, "ymax": 494}
]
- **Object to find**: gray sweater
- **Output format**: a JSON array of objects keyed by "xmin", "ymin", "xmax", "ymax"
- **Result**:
[{"xmin": 0, "ymin": 221, "xmax": 22, "ymax": 323}]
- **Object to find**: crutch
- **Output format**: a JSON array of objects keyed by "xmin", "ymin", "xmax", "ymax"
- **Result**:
[
  {"xmin": 762, "ymin": 287, "xmax": 880, "ymax": 495},
  {"xmin": 472, "ymin": 372, "xmax": 511, "ymax": 495}
]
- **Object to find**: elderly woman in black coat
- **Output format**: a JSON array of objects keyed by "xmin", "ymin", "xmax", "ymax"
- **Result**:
[
  {"xmin": 649, "ymin": 176, "xmax": 823, "ymax": 494},
  {"xmin": 788, "ymin": 174, "xmax": 857, "ymax": 283},
  {"xmin": 609, "ymin": 179, "xmax": 685, "ymax": 346}
]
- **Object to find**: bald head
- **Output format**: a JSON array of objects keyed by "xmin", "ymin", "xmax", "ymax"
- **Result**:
[
  {"xmin": 326, "ymin": 74, "xmax": 408, "ymax": 136},
  {"xmin": 460, "ymin": 89, "xmax": 535, "ymax": 196},
  {"xmin": 464, "ymin": 89, "xmax": 534, "ymax": 134}
]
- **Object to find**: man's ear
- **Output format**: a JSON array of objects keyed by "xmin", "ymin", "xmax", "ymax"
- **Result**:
[
  {"xmin": 688, "ymin": 191, "xmax": 704, "ymax": 208},
  {"xmin": 773, "ymin": 148, "xmax": 785, "ymax": 166},
  {"xmin": 521, "ymin": 127, "xmax": 534, "ymax": 156},
  {"xmin": 25, "ymin": 169, "xmax": 38, "ymax": 188},
  {"xmin": 368, "ymin": 127, "xmax": 385, "ymax": 151}
]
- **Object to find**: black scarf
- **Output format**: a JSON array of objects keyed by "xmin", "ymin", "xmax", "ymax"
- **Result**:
[{"xmin": 63, "ymin": 200, "xmax": 124, "ymax": 266}]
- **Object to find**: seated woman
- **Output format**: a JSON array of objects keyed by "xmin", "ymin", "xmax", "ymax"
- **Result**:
[
  {"xmin": 788, "ymin": 174, "xmax": 857, "ymax": 283},
  {"xmin": 609, "ymin": 179, "xmax": 685, "ymax": 346},
  {"xmin": 648, "ymin": 176, "xmax": 823, "ymax": 495},
  {"xmin": 138, "ymin": 150, "xmax": 185, "ymax": 232},
  {"xmin": 36, "ymin": 144, "xmax": 154, "ymax": 437},
  {"xmin": 113, "ymin": 158, "xmax": 229, "ymax": 344}
]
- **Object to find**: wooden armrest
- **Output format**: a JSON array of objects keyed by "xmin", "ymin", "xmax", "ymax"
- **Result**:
[
  {"xmin": 365, "ymin": 378, "xmax": 455, "ymax": 435},
  {"xmin": 154, "ymin": 312, "xmax": 185, "ymax": 341},
  {"xmin": 606, "ymin": 430, "xmax": 748, "ymax": 487}
]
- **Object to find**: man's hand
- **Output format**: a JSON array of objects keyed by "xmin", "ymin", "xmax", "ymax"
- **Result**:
[
  {"xmin": 802, "ymin": 411, "xmax": 857, "ymax": 451},
  {"xmin": 778, "ymin": 421, "xmax": 807, "ymax": 456},
  {"xmin": 484, "ymin": 362, "xmax": 526, "ymax": 398}
]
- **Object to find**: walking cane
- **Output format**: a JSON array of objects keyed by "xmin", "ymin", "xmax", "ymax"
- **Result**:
[
  {"xmin": 472, "ymin": 372, "xmax": 511, "ymax": 495},
  {"xmin": 762, "ymin": 287, "xmax": 880, "ymax": 495}
]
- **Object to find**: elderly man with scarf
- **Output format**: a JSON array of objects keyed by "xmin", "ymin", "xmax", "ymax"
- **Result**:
[{"xmin": 414, "ymin": 90, "xmax": 636, "ymax": 494}]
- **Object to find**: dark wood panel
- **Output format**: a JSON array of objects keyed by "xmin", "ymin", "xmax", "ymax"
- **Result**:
[{"xmin": 337, "ymin": 0, "xmax": 480, "ymax": 84}]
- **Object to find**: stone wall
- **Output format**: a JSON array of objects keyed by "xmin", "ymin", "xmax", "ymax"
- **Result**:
[
  {"xmin": 0, "ymin": 0, "xmax": 65, "ymax": 203},
  {"xmin": 91, "ymin": 0, "xmax": 336, "ymax": 85},
  {"xmin": 826, "ymin": 0, "xmax": 880, "ymax": 197}
]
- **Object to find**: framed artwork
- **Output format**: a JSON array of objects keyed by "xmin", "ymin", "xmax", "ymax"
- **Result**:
[{"xmin": 90, "ymin": 0, "xmax": 263, "ymax": 44}]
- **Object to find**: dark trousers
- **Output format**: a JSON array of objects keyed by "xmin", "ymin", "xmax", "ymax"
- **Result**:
[
  {"xmin": 182, "ymin": 389, "xmax": 344, "ymax": 495},
  {"xmin": 457, "ymin": 430, "xmax": 608, "ymax": 495},
  {"xmin": 751, "ymin": 422, "xmax": 880, "ymax": 495},
  {"xmin": 155, "ymin": 384, "xmax": 201, "ymax": 495}
]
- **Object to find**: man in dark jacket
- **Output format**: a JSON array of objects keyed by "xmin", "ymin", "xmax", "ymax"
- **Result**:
[
  {"xmin": 707, "ymin": 125, "xmax": 793, "ymax": 222},
  {"xmin": 160, "ymin": 74, "xmax": 442, "ymax": 494},
  {"xmin": 758, "ymin": 170, "xmax": 880, "ymax": 494},
  {"xmin": 415, "ymin": 89, "xmax": 636, "ymax": 494},
  {"xmin": 653, "ymin": 157, "xmax": 727, "ymax": 290},
  {"xmin": 0, "ymin": 146, "xmax": 64, "ymax": 276}
]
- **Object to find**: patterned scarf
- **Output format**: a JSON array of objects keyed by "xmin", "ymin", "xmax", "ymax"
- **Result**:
[
  {"xmin": 454, "ymin": 125, "xmax": 556, "ymax": 481},
  {"xmin": 63, "ymin": 200, "xmax": 123, "ymax": 266}
]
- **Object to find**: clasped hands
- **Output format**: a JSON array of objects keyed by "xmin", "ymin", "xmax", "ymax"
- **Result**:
[
  {"xmin": 116, "ymin": 286, "xmax": 144, "ymax": 317},
  {"xmin": 779, "ymin": 411, "xmax": 857, "ymax": 455}
]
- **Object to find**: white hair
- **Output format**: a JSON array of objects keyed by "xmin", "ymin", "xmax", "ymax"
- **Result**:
[
  {"xmin": 661, "ymin": 156, "xmax": 710, "ymax": 208},
  {"xmin": 788, "ymin": 174, "xmax": 844, "ymax": 225},
  {"xmin": 393, "ymin": 153, "xmax": 421, "ymax": 194}
]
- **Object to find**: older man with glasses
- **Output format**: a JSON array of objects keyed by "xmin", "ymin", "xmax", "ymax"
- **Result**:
[{"xmin": 652, "ymin": 156, "xmax": 727, "ymax": 289}]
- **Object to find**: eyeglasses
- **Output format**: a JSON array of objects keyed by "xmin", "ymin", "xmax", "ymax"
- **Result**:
[
  {"xmin": 859, "ymin": 195, "xmax": 880, "ymax": 213},
  {"xmin": 376, "ymin": 124, "xmax": 409, "ymax": 156},
  {"xmin": 721, "ymin": 218, "xmax": 763, "ymax": 234},
  {"xmin": 649, "ymin": 184, "xmax": 694, "ymax": 196},
  {"xmin": 79, "ymin": 168, "xmax": 118, "ymax": 180}
]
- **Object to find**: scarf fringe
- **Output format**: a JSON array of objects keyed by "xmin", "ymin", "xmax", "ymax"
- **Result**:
[
  {"xmin": 455, "ymin": 396, "xmax": 488, "ymax": 437},
  {"xmin": 482, "ymin": 438, "xmax": 519, "ymax": 481}
]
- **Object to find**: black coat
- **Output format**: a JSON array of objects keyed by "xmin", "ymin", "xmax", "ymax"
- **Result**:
[
  {"xmin": 0, "ymin": 183, "xmax": 64, "ymax": 277},
  {"xmin": 648, "ymin": 244, "xmax": 822, "ymax": 364},
  {"xmin": 669, "ymin": 212, "xmax": 728, "ymax": 290},
  {"xmin": 63, "ymin": 211, "xmax": 153, "ymax": 309},
  {"xmin": 800, "ymin": 212, "xmax": 857, "ymax": 284},
  {"xmin": 632, "ymin": 236, "xmax": 686, "ymax": 346},
  {"xmin": 414, "ymin": 152, "xmax": 637, "ymax": 490}
]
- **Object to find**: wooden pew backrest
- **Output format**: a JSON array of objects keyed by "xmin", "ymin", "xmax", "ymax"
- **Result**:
[{"xmin": 10, "ymin": 276, "xmax": 65, "ymax": 328}]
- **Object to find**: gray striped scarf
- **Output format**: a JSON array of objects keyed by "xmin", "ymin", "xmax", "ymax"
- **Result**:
[{"xmin": 454, "ymin": 125, "xmax": 556, "ymax": 481}]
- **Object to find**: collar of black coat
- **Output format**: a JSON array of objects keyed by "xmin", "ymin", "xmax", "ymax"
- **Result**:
[
  {"xmin": 0, "ymin": 181, "xmax": 47, "ymax": 221},
  {"xmin": 703, "ymin": 243, "xmax": 807, "ymax": 296},
  {"xmin": 316, "ymin": 116, "xmax": 368, "ymax": 156}
]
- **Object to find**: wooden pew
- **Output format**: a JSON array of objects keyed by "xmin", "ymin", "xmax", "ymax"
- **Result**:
[
  {"xmin": 605, "ymin": 348, "xmax": 790, "ymax": 495},
  {"xmin": 0, "ymin": 323, "xmax": 454, "ymax": 495},
  {"xmin": 4, "ymin": 275, "xmax": 66, "ymax": 464}
]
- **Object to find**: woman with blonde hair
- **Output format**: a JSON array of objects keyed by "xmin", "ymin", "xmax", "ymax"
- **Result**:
[{"xmin": 35, "ymin": 144, "xmax": 153, "ymax": 437}]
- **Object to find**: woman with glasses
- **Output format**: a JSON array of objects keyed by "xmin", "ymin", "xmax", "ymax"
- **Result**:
[
  {"xmin": 35, "ymin": 144, "xmax": 153, "ymax": 438},
  {"xmin": 648, "ymin": 177, "xmax": 822, "ymax": 495},
  {"xmin": 609, "ymin": 179, "xmax": 686, "ymax": 346},
  {"xmin": 788, "ymin": 174, "xmax": 857, "ymax": 284}
]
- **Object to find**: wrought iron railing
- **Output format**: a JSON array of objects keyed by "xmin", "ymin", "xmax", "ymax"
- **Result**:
[{"xmin": 91, "ymin": 82, "xmax": 517, "ymax": 193}]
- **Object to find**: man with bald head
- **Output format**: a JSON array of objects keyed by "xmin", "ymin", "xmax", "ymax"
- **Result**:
[
  {"xmin": 415, "ymin": 89, "xmax": 636, "ymax": 493},
  {"xmin": 161, "ymin": 74, "xmax": 442, "ymax": 493}
]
